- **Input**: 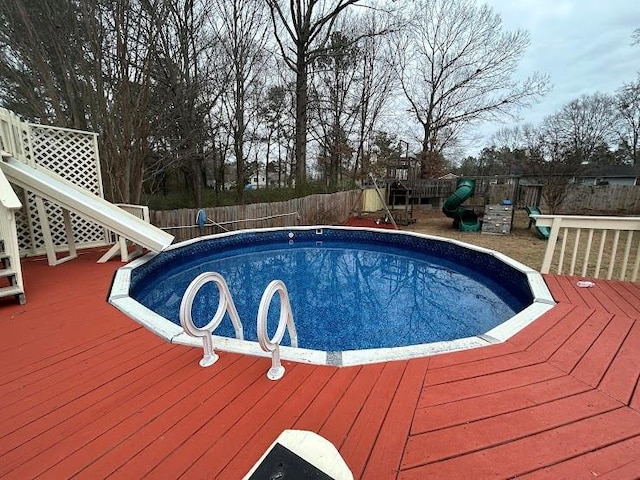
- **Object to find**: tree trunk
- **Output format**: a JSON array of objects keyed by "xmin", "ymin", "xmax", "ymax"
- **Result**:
[{"xmin": 294, "ymin": 49, "xmax": 307, "ymax": 189}]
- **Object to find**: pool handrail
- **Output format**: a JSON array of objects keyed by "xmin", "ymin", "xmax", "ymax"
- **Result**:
[
  {"xmin": 179, "ymin": 271, "xmax": 298, "ymax": 379},
  {"xmin": 257, "ymin": 280, "xmax": 298, "ymax": 381},
  {"xmin": 179, "ymin": 272, "xmax": 244, "ymax": 367}
]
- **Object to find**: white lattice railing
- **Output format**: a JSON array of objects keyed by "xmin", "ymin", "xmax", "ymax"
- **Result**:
[
  {"xmin": 535, "ymin": 215, "xmax": 640, "ymax": 282},
  {"xmin": 0, "ymin": 108, "xmax": 109, "ymax": 256}
]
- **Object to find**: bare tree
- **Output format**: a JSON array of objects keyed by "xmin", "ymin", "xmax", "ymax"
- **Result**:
[
  {"xmin": 526, "ymin": 125, "xmax": 574, "ymax": 214},
  {"xmin": 257, "ymin": 82, "xmax": 296, "ymax": 188},
  {"xmin": 310, "ymin": 30, "xmax": 361, "ymax": 188},
  {"xmin": 0, "ymin": 0, "xmax": 95, "ymax": 128},
  {"xmin": 211, "ymin": 0, "xmax": 270, "ymax": 201},
  {"xmin": 265, "ymin": 0, "xmax": 367, "ymax": 188},
  {"xmin": 616, "ymin": 80, "xmax": 640, "ymax": 166},
  {"xmin": 99, "ymin": 0, "xmax": 167, "ymax": 203},
  {"xmin": 543, "ymin": 93, "xmax": 618, "ymax": 165},
  {"xmin": 352, "ymin": 9, "xmax": 398, "ymax": 181},
  {"xmin": 532, "ymin": 94, "xmax": 618, "ymax": 214},
  {"xmin": 396, "ymin": 0, "xmax": 549, "ymax": 177},
  {"xmin": 0, "ymin": 0, "xmax": 169, "ymax": 203}
]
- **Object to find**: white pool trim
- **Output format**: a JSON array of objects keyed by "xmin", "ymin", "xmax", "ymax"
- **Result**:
[{"xmin": 108, "ymin": 226, "xmax": 556, "ymax": 366}]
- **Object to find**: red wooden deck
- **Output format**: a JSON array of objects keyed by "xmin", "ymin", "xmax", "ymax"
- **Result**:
[{"xmin": 1, "ymin": 250, "xmax": 639, "ymax": 479}]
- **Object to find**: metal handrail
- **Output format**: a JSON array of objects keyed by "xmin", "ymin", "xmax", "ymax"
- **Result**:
[
  {"xmin": 257, "ymin": 280, "xmax": 298, "ymax": 380},
  {"xmin": 179, "ymin": 272, "xmax": 244, "ymax": 367},
  {"xmin": 179, "ymin": 272, "xmax": 297, "ymax": 378}
]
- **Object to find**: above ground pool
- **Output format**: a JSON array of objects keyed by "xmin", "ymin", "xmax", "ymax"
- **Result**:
[{"xmin": 109, "ymin": 227, "xmax": 555, "ymax": 366}]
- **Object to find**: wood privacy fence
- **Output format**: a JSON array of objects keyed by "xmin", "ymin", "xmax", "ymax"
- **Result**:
[
  {"xmin": 486, "ymin": 184, "xmax": 640, "ymax": 214},
  {"xmin": 558, "ymin": 185, "xmax": 640, "ymax": 214},
  {"xmin": 150, "ymin": 190, "xmax": 361, "ymax": 242}
]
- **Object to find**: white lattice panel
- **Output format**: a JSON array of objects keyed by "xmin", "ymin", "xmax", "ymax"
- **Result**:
[
  {"xmin": 1, "ymin": 109, "xmax": 109, "ymax": 255},
  {"xmin": 25, "ymin": 125, "xmax": 107, "ymax": 252},
  {"xmin": 28, "ymin": 125, "xmax": 103, "ymax": 195},
  {"xmin": 2, "ymin": 119, "xmax": 108, "ymax": 254}
]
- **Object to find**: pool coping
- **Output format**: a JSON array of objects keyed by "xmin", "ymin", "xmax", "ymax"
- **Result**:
[{"xmin": 108, "ymin": 226, "xmax": 556, "ymax": 367}]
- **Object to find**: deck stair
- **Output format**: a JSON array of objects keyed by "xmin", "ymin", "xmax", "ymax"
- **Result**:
[
  {"xmin": 0, "ymin": 240, "xmax": 24, "ymax": 304},
  {"xmin": 0, "ymin": 159, "xmax": 25, "ymax": 304}
]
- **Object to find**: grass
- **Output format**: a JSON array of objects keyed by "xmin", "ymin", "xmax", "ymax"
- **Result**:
[
  {"xmin": 402, "ymin": 207, "xmax": 637, "ymax": 282},
  {"xmin": 404, "ymin": 207, "xmax": 548, "ymax": 271}
]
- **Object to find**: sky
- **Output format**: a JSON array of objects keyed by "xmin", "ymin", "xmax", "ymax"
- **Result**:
[{"xmin": 467, "ymin": 0, "xmax": 640, "ymax": 156}]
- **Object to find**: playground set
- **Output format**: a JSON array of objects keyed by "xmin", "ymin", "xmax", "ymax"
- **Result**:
[{"xmin": 348, "ymin": 155, "xmax": 549, "ymax": 238}]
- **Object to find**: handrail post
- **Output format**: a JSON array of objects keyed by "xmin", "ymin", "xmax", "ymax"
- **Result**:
[
  {"xmin": 541, "ymin": 217, "xmax": 562, "ymax": 273},
  {"xmin": 257, "ymin": 280, "xmax": 297, "ymax": 380},
  {"xmin": 179, "ymin": 272, "xmax": 244, "ymax": 367}
]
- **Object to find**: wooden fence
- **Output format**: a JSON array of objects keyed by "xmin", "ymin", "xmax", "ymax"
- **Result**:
[
  {"xmin": 485, "ymin": 184, "xmax": 640, "ymax": 214},
  {"xmin": 150, "ymin": 190, "xmax": 361, "ymax": 242},
  {"xmin": 557, "ymin": 185, "xmax": 640, "ymax": 214}
]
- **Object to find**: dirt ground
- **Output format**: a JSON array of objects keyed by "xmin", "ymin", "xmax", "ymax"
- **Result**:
[{"xmin": 399, "ymin": 207, "xmax": 548, "ymax": 271}]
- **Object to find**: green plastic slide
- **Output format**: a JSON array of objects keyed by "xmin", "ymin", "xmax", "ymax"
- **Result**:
[
  {"xmin": 442, "ymin": 179, "xmax": 480, "ymax": 231},
  {"xmin": 525, "ymin": 206, "xmax": 550, "ymax": 240}
]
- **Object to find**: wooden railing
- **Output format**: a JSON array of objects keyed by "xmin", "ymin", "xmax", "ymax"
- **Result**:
[
  {"xmin": 535, "ymin": 214, "xmax": 640, "ymax": 282},
  {"xmin": 0, "ymin": 156, "xmax": 25, "ymax": 297},
  {"xmin": 0, "ymin": 108, "xmax": 25, "ymax": 160}
]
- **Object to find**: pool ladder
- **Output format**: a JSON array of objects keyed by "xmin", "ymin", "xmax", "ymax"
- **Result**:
[{"xmin": 179, "ymin": 272, "xmax": 298, "ymax": 380}]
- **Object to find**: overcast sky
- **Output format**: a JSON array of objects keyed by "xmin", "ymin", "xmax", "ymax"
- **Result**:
[{"xmin": 469, "ymin": 0, "xmax": 640, "ymax": 154}]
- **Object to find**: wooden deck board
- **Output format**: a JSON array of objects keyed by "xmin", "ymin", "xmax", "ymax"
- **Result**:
[
  {"xmin": 338, "ymin": 361, "xmax": 408, "ymax": 479},
  {"xmin": 426, "ymin": 341, "xmax": 519, "ymax": 369},
  {"xmin": 318, "ymin": 362, "xmax": 387, "ymax": 448},
  {"xmin": 612, "ymin": 280, "xmax": 640, "ymax": 315},
  {"xmin": 571, "ymin": 315, "xmax": 635, "ymax": 388},
  {"xmin": 542, "ymin": 274, "xmax": 570, "ymax": 303},
  {"xmin": 587, "ymin": 281, "xmax": 639, "ymax": 316},
  {"xmin": 106, "ymin": 357, "xmax": 276, "ymax": 478},
  {"xmin": 1, "ymin": 253, "xmax": 640, "ymax": 478},
  {"xmin": 524, "ymin": 304, "xmax": 593, "ymax": 359},
  {"xmin": 69, "ymin": 355, "xmax": 255, "ymax": 479},
  {"xmin": 0, "ymin": 324, "xmax": 142, "ymax": 385},
  {"xmin": 0, "ymin": 339, "xmax": 178, "ymax": 468},
  {"xmin": 418, "ymin": 362, "xmax": 565, "ymax": 409},
  {"xmin": 361, "ymin": 357, "xmax": 430, "ymax": 479},
  {"xmin": 598, "ymin": 320, "xmax": 640, "ymax": 405},
  {"xmin": 550, "ymin": 276, "xmax": 591, "ymax": 308},
  {"xmin": 423, "ymin": 350, "xmax": 545, "ymax": 387},
  {"xmin": 37, "ymin": 355, "xmax": 244, "ymax": 479},
  {"xmin": 403, "ymin": 390, "xmax": 623, "ymax": 470},
  {"xmin": 213, "ymin": 366, "xmax": 339, "ymax": 478},
  {"xmin": 398, "ymin": 408, "xmax": 640, "ymax": 479},
  {"xmin": 412, "ymin": 375, "xmax": 592, "ymax": 435},
  {"xmin": 0, "ymin": 332, "xmax": 163, "ymax": 414},
  {"xmin": 144, "ymin": 362, "xmax": 317, "ymax": 479},
  {"xmin": 520, "ymin": 434, "xmax": 640, "ymax": 479},
  {"xmin": 548, "ymin": 309, "xmax": 614, "ymax": 373},
  {"xmin": 506, "ymin": 302, "xmax": 576, "ymax": 351},
  {"xmin": 5, "ymin": 347, "xmax": 195, "ymax": 479}
]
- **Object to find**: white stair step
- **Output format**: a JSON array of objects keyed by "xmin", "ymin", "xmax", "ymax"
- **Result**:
[
  {"xmin": 0, "ymin": 285, "xmax": 23, "ymax": 298},
  {"xmin": 0, "ymin": 268, "xmax": 16, "ymax": 278}
]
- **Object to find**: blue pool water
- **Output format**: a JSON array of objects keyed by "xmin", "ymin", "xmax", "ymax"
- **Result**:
[{"xmin": 130, "ymin": 228, "xmax": 533, "ymax": 352}]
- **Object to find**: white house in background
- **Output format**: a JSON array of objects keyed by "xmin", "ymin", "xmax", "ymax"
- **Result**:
[
  {"xmin": 246, "ymin": 169, "xmax": 281, "ymax": 189},
  {"xmin": 577, "ymin": 165, "xmax": 638, "ymax": 186},
  {"xmin": 245, "ymin": 171, "xmax": 267, "ymax": 190}
]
